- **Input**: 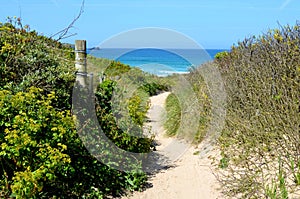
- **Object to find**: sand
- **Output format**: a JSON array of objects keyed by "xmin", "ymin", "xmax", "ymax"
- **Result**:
[{"xmin": 122, "ymin": 92, "xmax": 223, "ymax": 199}]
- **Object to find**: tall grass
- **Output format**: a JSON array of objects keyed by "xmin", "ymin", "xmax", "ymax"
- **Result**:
[
  {"xmin": 164, "ymin": 93, "xmax": 181, "ymax": 136},
  {"xmin": 163, "ymin": 71, "xmax": 212, "ymax": 143}
]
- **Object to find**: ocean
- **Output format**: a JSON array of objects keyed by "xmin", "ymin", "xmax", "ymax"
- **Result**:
[{"xmin": 89, "ymin": 48, "xmax": 227, "ymax": 76}]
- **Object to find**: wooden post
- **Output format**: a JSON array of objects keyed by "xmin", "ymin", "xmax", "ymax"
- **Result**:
[
  {"xmin": 89, "ymin": 72, "xmax": 94, "ymax": 94},
  {"xmin": 75, "ymin": 40, "xmax": 87, "ymax": 87}
]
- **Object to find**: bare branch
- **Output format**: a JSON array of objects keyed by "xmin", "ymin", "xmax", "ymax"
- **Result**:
[{"xmin": 50, "ymin": 0, "xmax": 85, "ymax": 41}]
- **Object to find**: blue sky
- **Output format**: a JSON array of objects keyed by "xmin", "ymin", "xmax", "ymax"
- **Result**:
[{"xmin": 1, "ymin": 0, "xmax": 300, "ymax": 49}]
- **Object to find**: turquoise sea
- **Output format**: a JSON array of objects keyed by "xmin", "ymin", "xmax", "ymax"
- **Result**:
[{"xmin": 89, "ymin": 48, "xmax": 227, "ymax": 76}]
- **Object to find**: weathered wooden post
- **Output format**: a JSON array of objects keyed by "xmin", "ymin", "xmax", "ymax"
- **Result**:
[
  {"xmin": 75, "ymin": 40, "xmax": 87, "ymax": 87},
  {"xmin": 89, "ymin": 72, "xmax": 94, "ymax": 94}
]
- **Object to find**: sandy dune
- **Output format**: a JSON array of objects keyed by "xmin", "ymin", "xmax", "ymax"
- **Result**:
[{"xmin": 122, "ymin": 92, "xmax": 223, "ymax": 199}]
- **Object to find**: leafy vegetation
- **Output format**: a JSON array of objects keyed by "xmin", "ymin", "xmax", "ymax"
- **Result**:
[
  {"xmin": 0, "ymin": 87, "xmax": 75, "ymax": 198},
  {"xmin": 0, "ymin": 17, "xmax": 75, "ymax": 110},
  {"xmin": 103, "ymin": 60, "xmax": 131, "ymax": 77},
  {"xmin": 0, "ymin": 18, "xmax": 166, "ymax": 198},
  {"xmin": 95, "ymin": 79, "xmax": 153, "ymax": 153},
  {"xmin": 93, "ymin": 57, "xmax": 169, "ymax": 151}
]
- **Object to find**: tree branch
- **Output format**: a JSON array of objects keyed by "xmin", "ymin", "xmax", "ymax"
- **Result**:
[{"xmin": 50, "ymin": 0, "xmax": 85, "ymax": 41}]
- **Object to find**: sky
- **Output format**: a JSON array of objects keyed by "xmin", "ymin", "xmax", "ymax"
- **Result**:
[{"xmin": 1, "ymin": 0, "xmax": 300, "ymax": 49}]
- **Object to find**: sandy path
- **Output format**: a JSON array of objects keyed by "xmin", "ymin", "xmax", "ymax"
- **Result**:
[{"xmin": 123, "ymin": 92, "xmax": 222, "ymax": 199}]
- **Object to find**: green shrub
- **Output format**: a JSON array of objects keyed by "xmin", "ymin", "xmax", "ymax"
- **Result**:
[
  {"xmin": 0, "ymin": 19, "xmax": 152, "ymax": 198},
  {"xmin": 104, "ymin": 61, "xmax": 131, "ymax": 77},
  {"xmin": 214, "ymin": 51, "xmax": 229, "ymax": 60},
  {"xmin": 214, "ymin": 22, "xmax": 300, "ymax": 197},
  {"xmin": 95, "ymin": 79, "xmax": 153, "ymax": 153},
  {"xmin": 187, "ymin": 68, "xmax": 212, "ymax": 143},
  {"xmin": 0, "ymin": 87, "xmax": 75, "ymax": 198},
  {"xmin": 141, "ymin": 82, "xmax": 168, "ymax": 96},
  {"xmin": 0, "ymin": 20, "xmax": 75, "ymax": 109},
  {"xmin": 0, "ymin": 87, "xmax": 148, "ymax": 198},
  {"xmin": 128, "ymin": 94, "xmax": 150, "ymax": 127}
]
